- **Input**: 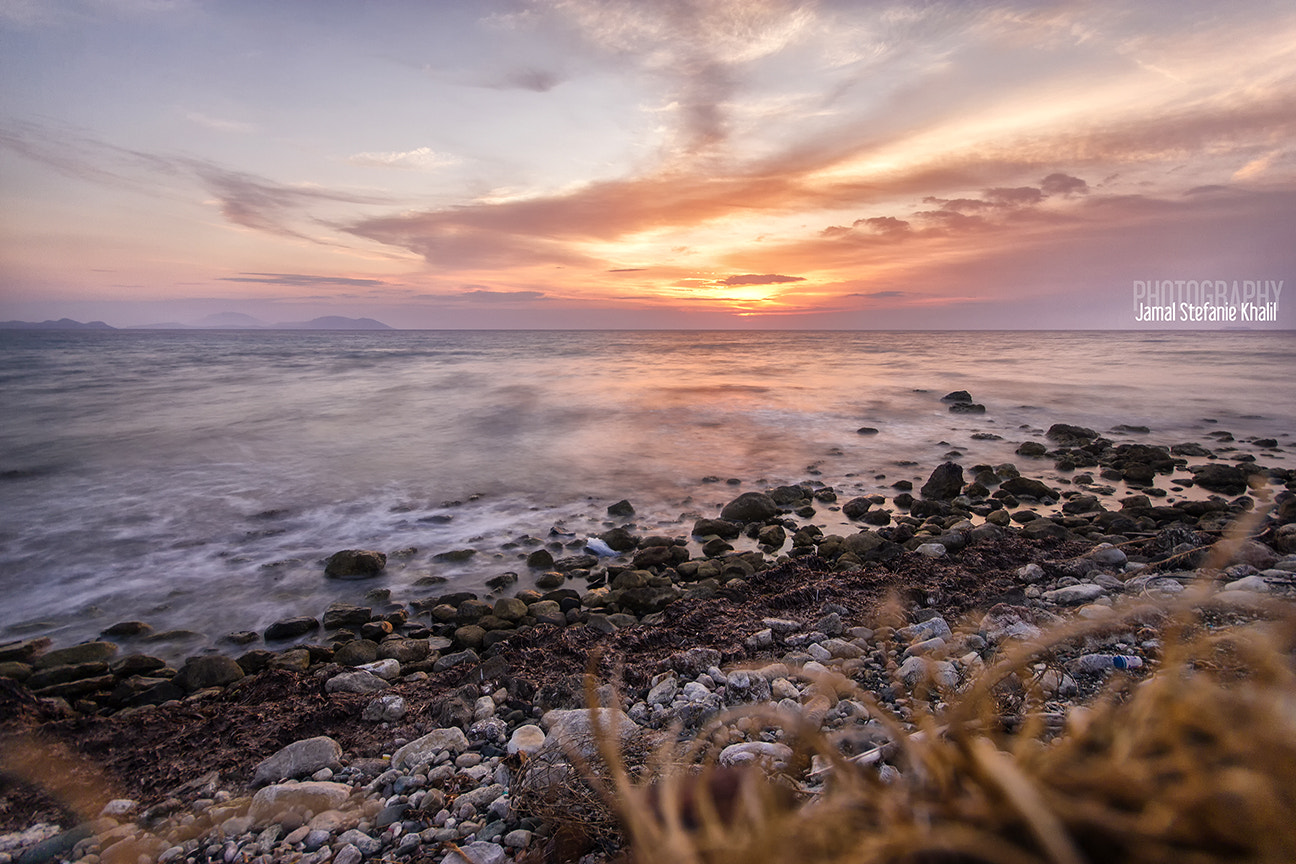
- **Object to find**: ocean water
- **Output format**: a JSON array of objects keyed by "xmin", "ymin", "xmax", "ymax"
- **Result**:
[{"xmin": 2, "ymin": 329, "xmax": 1293, "ymax": 657}]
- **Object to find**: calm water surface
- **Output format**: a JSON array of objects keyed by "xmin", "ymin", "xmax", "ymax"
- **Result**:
[{"xmin": 2, "ymin": 329, "xmax": 1293, "ymax": 656}]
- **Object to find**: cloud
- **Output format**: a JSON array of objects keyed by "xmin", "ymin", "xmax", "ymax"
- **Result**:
[
  {"xmin": 858, "ymin": 216, "xmax": 912, "ymax": 233},
  {"xmin": 846, "ymin": 290, "xmax": 906, "ymax": 298},
  {"xmin": 454, "ymin": 289, "xmax": 548, "ymax": 303},
  {"xmin": 495, "ymin": 67, "xmax": 563, "ymax": 92},
  {"xmin": 719, "ymin": 273, "xmax": 805, "ymax": 286},
  {"xmin": 217, "ymin": 273, "xmax": 386, "ymax": 288},
  {"xmin": 1041, "ymin": 172, "xmax": 1088, "ymax": 196},
  {"xmin": 984, "ymin": 186, "xmax": 1044, "ymax": 207},
  {"xmin": 346, "ymin": 147, "xmax": 456, "ymax": 170}
]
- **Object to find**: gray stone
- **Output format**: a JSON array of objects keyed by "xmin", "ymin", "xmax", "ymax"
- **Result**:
[
  {"xmin": 443, "ymin": 842, "xmax": 506, "ymax": 864},
  {"xmin": 392, "ymin": 727, "xmax": 470, "ymax": 771},
  {"xmin": 915, "ymin": 542, "xmax": 947, "ymax": 558},
  {"xmin": 324, "ymin": 670, "xmax": 389, "ymax": 694},
  {"xmin": 362, "ymin": 694, "xmax": 407, "ymax": 722},
  {"xmin": 333, "ymin": 845, "xmax": 363, "ymax": 864},
  {"xmin": 507, "ymin": 724, "xmax": 546, "ymax": 756},
  {"xmin": 248, "ymin": 781, "xmax": 351, "ymax": 825},
  {"xmin": 1041, "ymin": 584, "xmax": 1106, "ymax": 605},
  {"xmin": 252, "ymin": 736, "xmax": 343, "ymax": 786},
  {"xmin": 335, "ymin": 830, "xmax": 381, "ymax": 855}
]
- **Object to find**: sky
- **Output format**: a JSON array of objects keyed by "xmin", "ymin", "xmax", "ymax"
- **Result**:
[{"xmin": 1, "ymin": 0, "xmax": 1294, "ymax": 329}]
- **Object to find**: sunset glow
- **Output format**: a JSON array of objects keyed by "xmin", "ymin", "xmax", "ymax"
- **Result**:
[{"xmin": 2, "ymin": 0, "xmax": 1294, "ymax": 328}]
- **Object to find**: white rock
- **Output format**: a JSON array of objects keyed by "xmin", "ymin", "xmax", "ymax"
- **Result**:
[
  {"xmin": 915, "ymin": 542, "xmax": 947, "ymax": 558},
  {"xmin": 507, "ymin": 725, "xmax": 546, "ymax": 756},
  {"xmin": 357, "ymin": 658, "xmax": 401, "ymax": 680},
  {"xmin": 897, "ymin": 617, "xmax": 951, "ymax": 642},
  {"xmin": 718, "ymin": 741, "xmax": 794, "ymax": 772},
  {"xmin": 647, "ymin": 676, "xmax": 678, "ymax": 706},
  {"xmin": 1223, "ymin": 574, "xmax": 1271, "ymax": 593}
]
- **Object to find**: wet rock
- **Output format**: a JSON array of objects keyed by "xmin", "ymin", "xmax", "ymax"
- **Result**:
[
  {"xmin": 949, "ymin": 402, "xmax": 986, "ymax": 414},
  {"xmin": 100, "ymin": 621, "xmax": 152, "ymax": 638},
  {"xmin": 693, "ymin": 518, "xmax": 741, "ymax": 539},
  {"xmin": 919, "ymin": 462, "xmax": 964, "ymax": 500},
  {"xmin": 1000, "ymin": 477, "xmax": 1057, "ymax": 500},
  {"xmin": 324, "ymin": 549, "xmax": 387, "ymax": 579},
  {"xmin": 252, "ymin": 737, "xmax": 343, "ymax": 787},
  {"xmin": 941, "ymin": 390, "xmax": 972, "ymax": 403},
  {"xmin": 599, "ymin": 527, "xmax": 640, "ymax": 551},
  {"xmin": 32, "ymin": 641, "xmax": 117, "ymax": 670},
  {"xmin": 322, "ymin": 603, "xmax": 372, "ymax": 629},
  {"xmin": 173, "ymin": 655, "xmax": 244, "ymax": 692},
  {"xmin": 720, "ymin": 492, "xmax": 778, "ymax": 523},
  {"xmin": 1190, "ymin": 463, "xmax": 1249, "ymax": 495},
  {"xmin": 607, "ymin": 499, "xmax": 636, "ymax": 517},
  {"xmin": 1047, "ymin": 424, "xmax": 1098, "ymax": 445},
  {"xmin": 842, "ymin": 497, "xmax": 872, "ymax": 519},
  {"xmin": 526, "ymin": 549, "xmax": 554, "ymax": 569},
  {"xmin": 264, "ymin": 617, "xmax": 319, "ymax": 641}
]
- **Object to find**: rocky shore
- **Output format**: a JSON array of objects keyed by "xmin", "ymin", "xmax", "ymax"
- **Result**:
[{"xmin": 3, "ymin": 418, "xmax": 1295, "ymax": 864}]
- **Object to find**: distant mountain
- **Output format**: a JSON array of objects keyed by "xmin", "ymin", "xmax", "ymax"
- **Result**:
[
  {"xmin": 129, "ymin": 314, "xmax": 394, "ymax": 330},
  {"xmin": 198, "ymin": 312, "xmax": 266, "ymax": 328},
  {"xmin": 275, "ymin": 316, "xmax": 393, "ymax": 330},
  {"xmin": 0, "ymin": 318, "xmax": 116, "ymax": 330}
]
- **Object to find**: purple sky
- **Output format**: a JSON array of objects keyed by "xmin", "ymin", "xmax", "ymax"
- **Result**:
[{"xmin": 2, "ymin": 0, "xmax": 1294, "ymax": 328}]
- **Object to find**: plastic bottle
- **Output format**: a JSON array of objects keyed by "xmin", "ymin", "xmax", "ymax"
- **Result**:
[{"xmin": 1072, "ymin": 653, "xmax": 1144, "ymax": 674}]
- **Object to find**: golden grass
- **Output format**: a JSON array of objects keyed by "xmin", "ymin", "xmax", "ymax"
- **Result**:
[{"xmin": 588, "ymin": 497, "xmax": 1296, "ymax": 864}]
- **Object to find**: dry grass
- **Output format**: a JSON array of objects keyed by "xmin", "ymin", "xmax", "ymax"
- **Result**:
[{"xmin": 589, "ymin": 498, "xmax": 1296, "ymax": 864}]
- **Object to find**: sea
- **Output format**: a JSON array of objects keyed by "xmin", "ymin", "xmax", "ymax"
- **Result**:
[{"xmin": 2, "ymin": 329, "xmax": 1294, "ymax": 659}]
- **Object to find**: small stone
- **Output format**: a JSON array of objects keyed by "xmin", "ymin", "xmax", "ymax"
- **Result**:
[
  {"xmin": 443, "ymin": 841, "xmax": 507, "ymax": 864},
  {"xmin": 264, "ymin": 616, "xmax": 319, "ymax": 641},
  {"xmin": 1041, "ymin": 584, "xmax": 1106, "ymax": 605},
  {"xmin": 362, "ymin": 694, "xmax": 408, "ymax": 722},
  {"xmin": 333, "ymin": 845, "xmax": 363, "ymax": 864},
  {"xmin": 335, "ymin": 830, "xmax": 381, "ymax": 856},
  {"xmin": 356, "ymin": 658, "xmax": 400, "ymax": 680}
]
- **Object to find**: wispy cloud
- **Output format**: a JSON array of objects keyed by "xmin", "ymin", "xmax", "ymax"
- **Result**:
[
  {"xmin": 346, "ymin": 147, "xmax": 457, "ymax": 170},
  {"xmin": 185, "ymin": 111, "xmax": 254, "ymax": 134}
]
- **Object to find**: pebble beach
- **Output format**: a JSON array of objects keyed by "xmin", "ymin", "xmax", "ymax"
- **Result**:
[{"xmin": 3, "ymin": 410, "xmax": 1296, "ymax": 864}]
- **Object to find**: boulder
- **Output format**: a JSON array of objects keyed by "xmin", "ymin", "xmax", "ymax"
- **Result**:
[
  {"xmin": 1191, "ymin": 463, "xmax": 1249, "ymax": 495},
  {"xmin": 324, "ymin": 549, "xmax": 387, "ymax": 579},
  {"xmin": 252, "ymin": 737, "xmax": 343, "ymax": 787},
  {"xmin": 1046, "ymin": 423, "xmax": 1098, "ymax": 444},
  {"xmin": 322, "ymin": 603, "xmax": 371, "ymax": 629},
  {"xmin": 940, "ymin": 390, "xmax": 972, "ymax": 403},
  {"xmin": 1001, "ymin": 476, "xmax": 1057, "ymax": 500},
  {"xmin": 920, "ymin": 462, "xmax": 964, "ymax": 500},
  {"xmin": 719, "ymin": 492, "xmax": 778, "ymax": 523}
]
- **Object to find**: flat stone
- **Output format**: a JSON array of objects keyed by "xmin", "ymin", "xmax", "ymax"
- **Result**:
[
  {"xmin": 324, "ymin": 670, "xmax": 389, "ymax": 694},
  {"xmin": 248, "ymin": 781, "xmax": 351, "ymax": 825},
  {"xmin": 392, "ymin": 727, "xmax": 470, "ymax": 771},
  {"xmin": 252, "ymin": 737, "xmax": 343, "ymax": 787},
  {"xmin": 356, "ymin": 658, "xmax": 400, "ymax": 680},
  {"xmin": 32, "ymin": 641, "xmax": 117, "ymax": 670},
  {"xmin": 1041, "ymin": 584, "xmax": 1107, "ymax": 605}
]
